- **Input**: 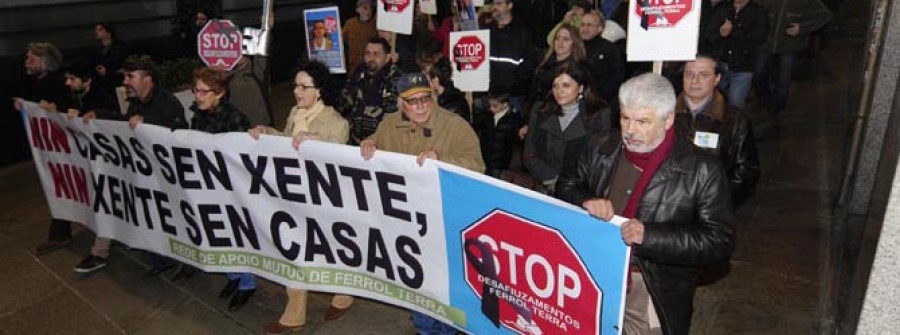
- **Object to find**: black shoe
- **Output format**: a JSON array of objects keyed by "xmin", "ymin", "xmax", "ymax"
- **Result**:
[
  {"xmin": 143, "ymin": 263, "xmax": 175, "ymax": 277},
  {"xmin": 35, "ymin": 238, "xmax": 72, "ymax": 255},
  {"xmin": 219, "ymin": 279, "xmax": 240, "ymax": 298},
  {"xmin": 171, "ymin": 265, "xmax": 196, "ymax": 282},
  {"xmin": 74, "ymin": 255, "xmax": 107, "ymax": 274},
  {"xmin": 228, "ymin": 289, "xmax": 255, "ymax": 311}
]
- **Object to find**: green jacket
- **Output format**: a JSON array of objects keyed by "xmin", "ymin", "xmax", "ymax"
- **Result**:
[
  {"xmin": 755, "ymin": 0, "xmax": 832, "ymax": 54},
  {"xmin": 368, "ymin": 106, "xmax": 485, "ymax": 173}
]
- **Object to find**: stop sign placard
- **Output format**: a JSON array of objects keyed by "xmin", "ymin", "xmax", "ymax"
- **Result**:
[
  {"xmin": 453, "ymin": 35, "xmax": 486, "ymax": 71},
  {"xmin": 462, "ymin": 210, "xmax": 602, "ymax": 334},
  {"xmin": 636, "ymin": 0, "xmax": 693, "ymax": 28},
  {"xmin": 197, "ymin": 20, "xmax": 243, "ymax": 71}
]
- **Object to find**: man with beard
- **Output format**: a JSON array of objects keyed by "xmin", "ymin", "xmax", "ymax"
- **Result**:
[
  {"xmin": 120, "ymin": 55, "xmax": 188, "ymax": 275},
  {"xmin": 122, "ymin": 55, "xmax": 187, "ymax": 130},
  {"xmin": 14, "ymin": 42, "xmax": 72, "ymax": 256},
  {"xmin": 63, "ymin": 61, "xmax": 121, "ymax": 122},
  {"xmin": 16, "ymin": 42, "xmax": 68, "ymax": 114},
  {"xmin": 60, "ymin": 61, "xmax": 122, "ymax": 274},
  {"xmin": 556, "ymin": 74, "xmax": 734, "ymax": 335},
  {"xmin": 340, "ymin": 37, "xmax": 400, "ymax": 144}
]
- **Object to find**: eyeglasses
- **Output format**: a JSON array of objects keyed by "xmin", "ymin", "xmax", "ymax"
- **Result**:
[
  {"xmin": 684, "ymin": 72, "xmax": 716, "ymax": 81},
  {"xmin": 403, "ymin": 95, "xmax": 433, "ymax": 106},
  {"xmin": 294, "ymin": 83, "xmax": 317, "ymax": 91},
  {"xmin": 191, "ymin": 87, "xmax": 215, "ymax": 95}
]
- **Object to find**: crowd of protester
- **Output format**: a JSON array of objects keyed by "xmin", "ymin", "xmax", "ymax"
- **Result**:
[{"xmin": 13, "ymin": 0, "xmax": 833, "ymax": 334}]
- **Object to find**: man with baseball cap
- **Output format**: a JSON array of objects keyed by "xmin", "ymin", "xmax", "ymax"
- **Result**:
[{"xmin": 360, "ymin": 72, "xmax": 484, "ymax": 334}]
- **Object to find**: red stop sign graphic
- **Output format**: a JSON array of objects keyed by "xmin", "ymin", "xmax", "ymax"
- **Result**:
[
  {"xmin": 462, "ymin": 210, "xmax": 601, "ymax": 334},
  {"xmin": 453, "ymin": 36, "xmax": 486, "ymax": 71},
  {"xmin": 197, "ymin": 20, "xmax": 243, "ymax": 71},
  {"xmin": 635, "ymin": 0, "xmax": 694, "ymax": 28},
  {"xmin": 381, "ymin": 0, "xmax": 411, "ymax": 13}
]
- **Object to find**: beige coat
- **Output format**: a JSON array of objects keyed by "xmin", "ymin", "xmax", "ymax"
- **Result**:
[
  {"xmin": 368, "ymin": 106, "xmax": 485, "ymax": 173},
  {"xmin": 262, "ymin": 102, "xmax": 349, "ymax": 144}
]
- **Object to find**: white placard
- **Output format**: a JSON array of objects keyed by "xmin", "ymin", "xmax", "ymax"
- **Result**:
[
  {"xmin": 377, "ymin": 0, "xmax": 414, "ymax": 35},
  {"xmin": 627, "ymin": 0, "xmax": 701, "ymax": 61},
  {"xmin": 419, "ymin": 0, "xmax": 437, "ymax": 15},
  {"xmin": 449, "ymin": 30, "xmax": 490, "ymax": 92}
]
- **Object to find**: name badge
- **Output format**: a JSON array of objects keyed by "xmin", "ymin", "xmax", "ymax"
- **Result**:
[{"xmin": 694, "ymin": 131, "xmax": 719, "ymax": 149}]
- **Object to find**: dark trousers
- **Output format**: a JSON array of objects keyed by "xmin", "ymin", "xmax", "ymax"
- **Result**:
[
  {"xmin": 47, "ymin": 218, "xmax": 72, "ymax": 241},
  {"xmin": 754, "ymin": 50, "xmax": 800, "ymax": 114}
]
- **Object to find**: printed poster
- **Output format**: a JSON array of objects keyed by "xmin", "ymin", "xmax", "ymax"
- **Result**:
[{"xmin": 304, "ymin": 7, "xmax": 346, "ymax": 73}]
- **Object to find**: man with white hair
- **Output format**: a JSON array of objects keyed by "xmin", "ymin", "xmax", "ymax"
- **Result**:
[{"xmin": 556, "ymin": 73, "xmax": 734, "ymax": 335}]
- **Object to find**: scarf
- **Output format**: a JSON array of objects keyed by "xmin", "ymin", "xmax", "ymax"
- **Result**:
[
  {"xmin": 289, "ymin": 100, "xmax": 325, "ymax": 136},
  {"xmin": 622, "ymin": 126, "xmax": 676, "ymax": 218}
]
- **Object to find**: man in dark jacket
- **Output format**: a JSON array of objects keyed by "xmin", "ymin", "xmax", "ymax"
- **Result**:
[
  {"xmin": 427, "ymin": 58, "xmax": 471, "ymax": 123},
  {"xmin": 676, "ymin": 55, "xmax": 759, "ymax": 206},
  {"xmin": 340, "ymin": 37, "xmax": 400, "ymax": 144},
  {"xmin": 556, "ymin": 74, "xmax": 734, "ymax": 335},
  {"xmin": 487, "ymin": 0, "xmax": 534, "ymax": 114},
  {"xmin": 754, "ymin": 0, "xmax": 831, "ymax": 116},
  {"xmin": 122, "ymin": 55, "xmax": 188, "ymax": 130},
  {"xmin": 580, "ymin": 10, "xmax": 625, "ymax": 106},
  {"xmin": 17, "ymin": 42, "xmax": 73, "ymax": 255},
  {"xmin": 63, "ymin": 61, "xmax": 121, "ymax": 121},
  {"xmin": 701, "ymin": 0, "xmax": 767, "ymax": 109}
]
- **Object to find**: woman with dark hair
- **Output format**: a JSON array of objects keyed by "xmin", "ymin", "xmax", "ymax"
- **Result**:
[
  {"xmin": 529, "ymin": 23, "xmax": 587, "ymax": 117},
  {"xmin": 523, "ymin": 60, "xmax": 610, "ymax": 194},
  {"xmin": 249, "ymin": 60, "xmax": 353, "ymax": 334}
]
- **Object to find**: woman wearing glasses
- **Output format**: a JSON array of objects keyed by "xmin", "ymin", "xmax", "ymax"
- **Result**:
[
  {"xmin": 187, "ymin": 67, "xmax": 257, "ymax": 311},
  {"xmin": 248, "ymin": 60, "xmax": 352, "ymax": 335}
]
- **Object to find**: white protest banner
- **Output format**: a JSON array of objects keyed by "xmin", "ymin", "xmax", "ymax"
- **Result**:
[
  {"xmin": 377, "ymin": 0, "xmax": 414, "ymax": 35},
  {"xmin": 450, "ymin": 30, "xmax": 490, "ymax": 92},
  {"xmin": 419, "ymin": 0, "xmax": 437, "ymax": 15},
  {"xmin": 21, "ymin": 102, "xmax": 629, "ymax": 334},
  {"xmin": 304, "ymin": 7, "xmax": 346, "ymax": 74},
  {"xmin": 627, "ymin": 0, "xmax": 701, "ymax": 61}
]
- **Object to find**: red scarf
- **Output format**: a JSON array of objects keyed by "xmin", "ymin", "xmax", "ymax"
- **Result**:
[{"xmin": 622, "ymin": 126, "xmax": 676, "ymax": 218}]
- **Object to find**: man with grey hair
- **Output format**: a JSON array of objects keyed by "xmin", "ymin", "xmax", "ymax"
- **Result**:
[
  {"xmin": 17, "ymin": 42, "xmax": 69, "ymax": 113},
  {"xmin": 14, "ymin": 42, "xmax": 73, "ymax": 255},
  {"xmin": 556, "ymin": 73, "xmax": 734, "ymax": 335}
]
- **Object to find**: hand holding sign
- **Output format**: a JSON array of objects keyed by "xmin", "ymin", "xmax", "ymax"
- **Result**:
[
  {"xmin": 786, "ymin": 23, "xmax": 800, "ymax": 36},
  {"xmin": 720, "ymin": 19, "xmax": 733, "ymax": 37}
]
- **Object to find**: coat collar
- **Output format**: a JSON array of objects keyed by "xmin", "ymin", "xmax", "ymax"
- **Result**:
[{"xmin": 676, "ymin": 91, "xmax": 726, "ymax": 121}]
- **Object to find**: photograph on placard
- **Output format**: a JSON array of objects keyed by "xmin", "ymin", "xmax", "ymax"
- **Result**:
[
  {"xmin": 304, "ymin": 7, "xmax": 346, "ymax": 73},
  {"xmin": 455, "ymin": 0, "xmax": 479, "ymax": 31}
]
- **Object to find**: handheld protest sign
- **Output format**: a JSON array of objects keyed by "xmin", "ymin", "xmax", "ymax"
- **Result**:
[
  {"xmin": 627, "ymin": 0, "xmax": 701, "ymax": 61},
  {"xmin": 450, "ymin": 30, "xmax": 490, "ymax": 92},
  {"xmin": 304, "ymin": 7, "xmax": 346, "ymax": 74},
  {"xmin": 198, "ymin": 20, "xmax": 243, "ymax": 71},
  {"xmin": 377, "ymin": 0, "xmax": 414, "ymax": 34}
]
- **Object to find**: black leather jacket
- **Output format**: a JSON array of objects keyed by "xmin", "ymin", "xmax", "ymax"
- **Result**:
[
  {"xmin": 556, "ymin": 130, "xmax": 734, "ymax": 335},
  {"xmin": 675, "ymin": 92, "xmax": 759, "ymax": 206}
]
